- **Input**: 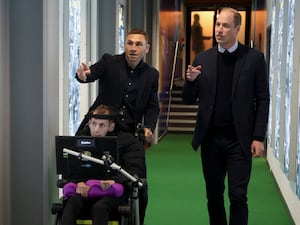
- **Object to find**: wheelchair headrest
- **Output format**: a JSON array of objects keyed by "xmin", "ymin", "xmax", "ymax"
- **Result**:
[{"xmin": 89, "ymin": 114, "xmax": 114, "ymax": 120}]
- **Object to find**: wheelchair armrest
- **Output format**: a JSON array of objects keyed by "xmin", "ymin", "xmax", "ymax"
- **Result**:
[
  {"xmin": 57, "ymin": 179, "xmax": 69, "ymax": 188},
  {"xmin": 51, "ymin": 202, "xmax": 63, "ymax": 215},
  {"xmin": 126, "ymin": 178, "xmax": 147, "ymax": 189},
  {"xmin": 118, "ymin": 203, "xmax": 131, "ymax": 215}
]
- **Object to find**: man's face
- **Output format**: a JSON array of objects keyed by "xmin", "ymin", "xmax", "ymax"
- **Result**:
[
  {"xmin": 215, "ymin": 10, "xmax": 240, "ymax": 49},
  {"xmin": 88, "ymin": 118, "xmax": 114, "ymax": 137},
  {"xmin": 124, "ymin": 34, "xmax": 150, "ymax": 68}
]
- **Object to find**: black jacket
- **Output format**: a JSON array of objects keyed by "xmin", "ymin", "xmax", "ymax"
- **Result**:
[
  {"xmin": 182, "ymin": 44, "xmax": 270, "ymax": 154},
  {"xmin": 76, "ymin": 53, "xmax": 160, "ymax": 133}
]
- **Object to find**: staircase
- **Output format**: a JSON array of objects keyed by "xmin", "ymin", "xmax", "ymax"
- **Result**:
[{"xmin": 167, "ymin": 80, "xmax": 198, "ymax": 133}]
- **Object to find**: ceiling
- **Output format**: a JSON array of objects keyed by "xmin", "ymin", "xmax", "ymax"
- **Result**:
[
  {"xmin": 185, "ymin": 0, "xmax": 252, "ymax": 5},
  {"xmin": 160, "ymin": 0, "xmax": 265, "ymax": 11},
  {"xmin": 184, "ymin": 0, "xmax": 265, "ymax": 9}
]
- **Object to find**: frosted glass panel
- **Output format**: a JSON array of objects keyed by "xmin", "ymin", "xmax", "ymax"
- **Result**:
[
  {"xmin": 287, "ymin": 0, "xmax": 300, "ymax": 199},
  {"xmin": 283, "ymin": 0, "xmax": 295, "ymax": 174},
  {"xmin": 68, "ymin": 0, "xmax": 81, "ymax": 135},
  {"xmin": 118, "ymin": 3, "xmax": 125, "ymax": 53},
  {"xmin": 274, "ymin": 0, "xmax": 284, "ymax": 158},
  {"xmin": 268, "ymin": 3, "xmax": 276, "ymax": 146}
]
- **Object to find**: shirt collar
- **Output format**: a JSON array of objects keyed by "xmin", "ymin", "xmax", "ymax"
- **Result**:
[
  {"xmin": 123, "ymin": 53, "xmax": 144, "ymax": 70},
  {"xmin": 218, "ymin": 41, "xmax": 238, "ymax": 53}
]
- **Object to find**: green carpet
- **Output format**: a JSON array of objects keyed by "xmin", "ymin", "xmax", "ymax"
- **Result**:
[{"xmin": 144, "ymin": 134, "xmax": 294, "ymax": 225}]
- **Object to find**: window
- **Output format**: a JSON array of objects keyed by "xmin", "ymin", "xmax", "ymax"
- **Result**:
[
  {"xmin": 60, "ymin": 0, "xmax": 98, "ymax": 135},
  {"xmin": 116, "ymin": 0, "xmax": 126, "ymax": 54},
  {"xmin": 68, "ymin": 0, "xmax": 81, "ymax": 135}
]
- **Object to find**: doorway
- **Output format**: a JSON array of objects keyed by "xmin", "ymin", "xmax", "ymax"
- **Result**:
[{"xmin": 186, "ymin": 7, "xmax": 250, "ymax": 64}]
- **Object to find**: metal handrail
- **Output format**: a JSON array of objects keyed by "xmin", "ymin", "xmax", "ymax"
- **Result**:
[{"xmin": 166, "ymin": 40, "xmax": 179, "ymax": 128}]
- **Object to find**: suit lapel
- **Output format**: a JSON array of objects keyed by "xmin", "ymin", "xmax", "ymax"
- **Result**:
[
  {"xmin": 232, "ymin": 45, "xmax": 248, "ymax": 98},
  {"xmin": 136, "ymin": 66, "xmax": 147, "ymax": 109},
  {"xmin": 119, "ymin": 59, "xmax": 128, "ymax": 104},
  {"xmin": 210, "ymin": 48, "xmax": 218, "ymax": 99}
]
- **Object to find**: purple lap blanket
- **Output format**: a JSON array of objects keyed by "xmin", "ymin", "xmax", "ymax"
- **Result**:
[{"xmin": 63, "ymin": 180, "xmax": 124, "ymax": 198}]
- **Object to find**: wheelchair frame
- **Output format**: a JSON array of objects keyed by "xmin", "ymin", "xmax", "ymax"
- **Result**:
[{"xmin": 52, "ymin": 148, "xmax": 143, "ymax": 225}]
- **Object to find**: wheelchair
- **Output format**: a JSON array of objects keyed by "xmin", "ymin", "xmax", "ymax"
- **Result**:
[
  {"xmin": 51, "ymin": 135, "xmax": 143, "ymax": 225},
  {"xmin": 51, "ymin": 179, "xmax": 134, "ymax": 225}
]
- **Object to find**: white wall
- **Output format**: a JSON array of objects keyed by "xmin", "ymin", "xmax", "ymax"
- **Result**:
[
  {"xmin": 0, "ymin": 0, "xmax": 10, "ymax": 224},
  {"xmin": 266, "ymin": 0, "xmax": 300, "ymax": 224},
  {"xmin": 43, "ymin": 0, "xmax": 61, "ymax": 224},
  {"xmin": 3, "ymin": 0, "xmax": 60, "ymax": 224}
]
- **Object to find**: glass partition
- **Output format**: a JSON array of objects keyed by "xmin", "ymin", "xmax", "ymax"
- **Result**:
[
  {"xmin": 274, "ymin": 0, "xmax": 284, "ymax": 159},
  {"xmin": 68, "ymin": 0, "xmax": 81, "ymax": 135}
]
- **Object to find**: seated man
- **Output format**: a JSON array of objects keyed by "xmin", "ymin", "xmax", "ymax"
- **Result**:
[{"xmin": 61, "ymin": 105, "xmax": 145, "ymax": 225}]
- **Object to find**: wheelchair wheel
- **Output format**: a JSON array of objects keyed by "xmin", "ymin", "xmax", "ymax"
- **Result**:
[
  {"xmin": 52, "ymin": 203, "xmax": 63, "ymax": 225},
  {"xmin": 55, "ymin": 214, "xmax": 62, "ymax": 225}
]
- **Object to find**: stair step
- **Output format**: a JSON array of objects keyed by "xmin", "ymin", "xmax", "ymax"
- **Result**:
[
  {"xmin": 171, "ymin": 98, "xmax": 197, "ymax": 104},
  {"xmin": 168, "ymin": 119, "xmax": 196, "ymax": 124},
  {"xmin": 171, "ymin": 89, "xmax": 182, "ymax": 94},
  {"xmin": 168, "ymin": 127, "xmax": 194, "ymax": 132},
  {"xmin": 170, "ymin": 92, "xmax": 182, "ymax": 98},
  {"xmin": 168, "ymin": 124, "xmax": 195, "ymax": 128},
  {"xmin": 171, "ymin": 96, "xmax": 198, "ymax": 101},
  {"xmin": 170, "ymin": 104, "xmax": 198, "ymax": 108},
  {"xmin": 160, "ymin": 111, "xmax": 197, "ymax": 116},
  {"xmin": 169, "ymin": 112, "xmax": 197, "ymax": 116},
  {"xmin": 171, "ymin": 97, "xmax": 182, "ymax": 101},
  {"xmin": 169, "ymin": 117, "xmax": 197, "ymax": 121},
  {"xmin": 164, "ymin": 79, "xmax": 199, "ymax": 133}
]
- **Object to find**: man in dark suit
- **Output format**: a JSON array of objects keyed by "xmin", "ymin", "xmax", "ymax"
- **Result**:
[
  {"xmin": 76, "ymin": 28, "xmax": 159, "ymax": 143},
  {"xmin": 182, "ymin": 7, "xmax": 269, "ymax": 225},
  {"xmin": 76, "ymin": 28, "xmax": 159, "ymax": 225}
]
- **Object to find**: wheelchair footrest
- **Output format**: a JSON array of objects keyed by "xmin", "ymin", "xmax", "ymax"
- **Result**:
[{"xmin": 118, "ymin": 205, "xmax": 131, "ymax": 215}]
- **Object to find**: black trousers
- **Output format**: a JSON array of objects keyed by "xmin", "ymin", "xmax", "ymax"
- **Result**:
[
  {"xmin": 201, "ymin": 128, "xmax": 252, "ymax": 225},
  {"xmin": 60, "ymin": 195, "xmax": 123, "ymax": 225},
  {"xmin": 138, "ymin": 183, "xmax": 147, "ymax": 225},
  {"xmin": 60, "ymin": 190, "xmax": 147, "ymax": 225}
]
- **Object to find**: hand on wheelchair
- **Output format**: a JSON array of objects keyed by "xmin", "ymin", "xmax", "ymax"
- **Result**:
[
  {"xmin": 144, "ymin": 128, "xmax": 153, "ymax": 143},
  {"xmin": 135, "ymin": 123, "xmax": 153, "ymax": 143}
]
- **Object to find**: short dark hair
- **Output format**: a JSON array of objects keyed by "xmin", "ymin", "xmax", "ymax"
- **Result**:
[
  {"xmin": 89, "ymin": 105, "xmax": 114, "ymax": 122},
  {"xmin": 128, "ymin": 28, "xmax": 149, "ymax": 43},
  {"xmin": 220, "ymin": 7, "xmax": 241, "ymax": 27}
]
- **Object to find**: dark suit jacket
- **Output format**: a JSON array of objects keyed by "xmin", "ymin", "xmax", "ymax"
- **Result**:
[
  {"xmin": 76, "ymin": 53, "xmax": 160, "ymax": 132},
  {"xmin": 182, "ymin": 44, "xmax": 269, "ymax": 154}
]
